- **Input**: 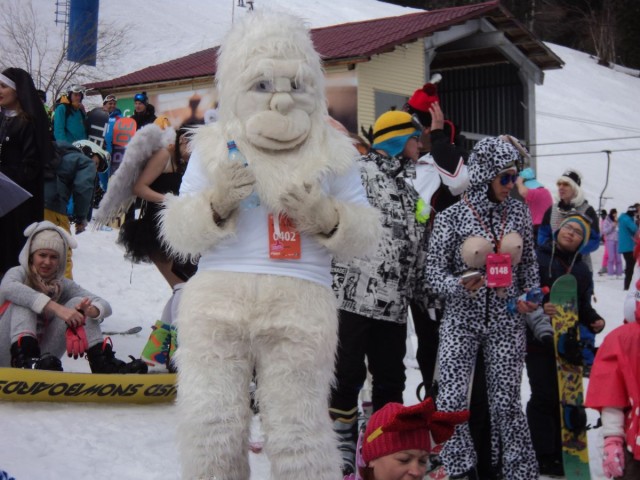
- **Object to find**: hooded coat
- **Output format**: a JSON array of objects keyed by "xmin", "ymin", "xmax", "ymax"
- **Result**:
[
  {"xmin": 586, "ymin": 264, "xmax": 640, "ymax": 461},
  {"xmin": 0, "ymin": 221, "xmax": 111, "ymax": 366},
  {"xmin": 427, "ymin": 136, "xmax": 539, "ymax": 325}
]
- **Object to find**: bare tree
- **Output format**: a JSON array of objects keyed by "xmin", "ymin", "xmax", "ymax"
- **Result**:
[{"xmin": 0, "ymin": 0, "xmax": 131, "ymax": 105}]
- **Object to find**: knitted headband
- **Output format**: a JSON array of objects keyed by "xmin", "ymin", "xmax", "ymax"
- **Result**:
[{"xmin": 558, "ymin": 170, "xmax": 581, "ymax": 187}]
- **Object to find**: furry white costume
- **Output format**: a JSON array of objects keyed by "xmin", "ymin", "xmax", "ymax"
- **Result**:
[{"xmin": 159, "ymin": 12, "xmax": 380, "ymax": 480}]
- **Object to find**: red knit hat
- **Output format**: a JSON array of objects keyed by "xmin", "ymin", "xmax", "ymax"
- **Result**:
[
  {"xmin": 407, "ymin": 82, "xmax": 440, "ymax": 114},
  {"xmin": 361, "ymin": 397, "xmax": 469, "ymax": 464}
]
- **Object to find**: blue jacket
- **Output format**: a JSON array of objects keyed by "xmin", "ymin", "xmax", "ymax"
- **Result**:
[
  {"xmin": 618, "ymin": 212, "xmax": 638, "ymax": 253},
  {"xmin": 44, "ymin": 142, "xmax": 96, "ymax": 218},
  {"xmin": 53, "ymin": 104, "xmax": 87, "ymax": 143}
]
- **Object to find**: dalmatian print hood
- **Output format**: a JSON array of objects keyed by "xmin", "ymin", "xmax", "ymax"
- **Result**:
[{"xmin": 467, "ymin": 136, "xmax": 521, "ymax": 189}]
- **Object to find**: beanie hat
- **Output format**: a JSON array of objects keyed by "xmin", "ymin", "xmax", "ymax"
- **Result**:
[
  {"xmin": 555, "ymin": 214, "xmax": 591, "ymax": 251},
  {"xmin": 556, "ymin": 169, "xmax": 585, "ymax": 206},
  {"xmin": 519, "ymin": 167, "xmax": 543, "ymax": 189},
  {"xmin": 371, "ymin": 111, "xmax": 420, "ymax": 158},
  {"xmin": 406, "ymin": 80, "xmax": 440, "ymax": 126},
  {"xmin": 134, "ymin": 92, "xmax": 148, "ymax": 105},
  {"xmin": 30, "ymin": 229, "xmax": 65, "ymax": 258},
  {"xmin": 361, "ymin": 397, "xmax": 469, "ymax": 464},
  {"xmin": 628, "ymin": 205, "xmax": 638, "ymax": 215}
]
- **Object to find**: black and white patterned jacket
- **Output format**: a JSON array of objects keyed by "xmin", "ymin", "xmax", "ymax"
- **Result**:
[{"xmin": 331, "ymin": 151, "xmax": 426, "ymax": 324}]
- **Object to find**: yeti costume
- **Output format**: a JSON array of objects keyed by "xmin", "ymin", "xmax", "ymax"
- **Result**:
[
  {"xmin": 159, "ymin": 12, "xmax": 380, "ymax": 480},
  {"xmin": 426, "ymin": 137, "xmax": 540, "ymax": 479}
]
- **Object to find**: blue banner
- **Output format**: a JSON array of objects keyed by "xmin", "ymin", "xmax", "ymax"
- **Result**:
[{"xmin": 67, "ymin": 0, "xmax": 100, "ymax": 66}]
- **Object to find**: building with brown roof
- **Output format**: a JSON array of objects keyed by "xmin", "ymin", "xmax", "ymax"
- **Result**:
[{"xmin": 87, "ymin": 0, "xmax": 562, "ymax": 152}]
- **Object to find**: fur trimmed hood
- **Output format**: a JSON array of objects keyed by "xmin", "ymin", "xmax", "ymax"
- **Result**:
[{"xmin": 93, "ymin": 124, "xmax": 175, "ymax": 227}]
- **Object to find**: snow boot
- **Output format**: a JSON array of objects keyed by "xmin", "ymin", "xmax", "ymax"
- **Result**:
[
  {"xmin": 10, "ymin": 335, "xmax": 62, "ymax": 371},
  {"xmin": 330, "ymin": 406, "xmax": 358, "ymax": 476},
  {"xmin": 87, "ymin": 338, "xmax": 148, "ymax": 374}
]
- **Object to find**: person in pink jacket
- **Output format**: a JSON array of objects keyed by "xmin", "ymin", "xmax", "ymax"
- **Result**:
[{"xmin": 586, "ymin": 259, "xmax": 640, "ymax": 479}]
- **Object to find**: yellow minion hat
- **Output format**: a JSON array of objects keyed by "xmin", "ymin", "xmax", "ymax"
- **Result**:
[{"xmin": 372, "ymin": 111, "xmax": 420, "ymax": 157}]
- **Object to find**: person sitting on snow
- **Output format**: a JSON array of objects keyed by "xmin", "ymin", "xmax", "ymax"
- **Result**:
[{"xmin": 0, "ymin": 221, "xmax": 148, "ymax": 374}]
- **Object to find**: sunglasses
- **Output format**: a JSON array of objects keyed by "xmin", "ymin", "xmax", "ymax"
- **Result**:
[{"xmin": 499, "ymin": 173, "xmax": 518, "ymax": 186}]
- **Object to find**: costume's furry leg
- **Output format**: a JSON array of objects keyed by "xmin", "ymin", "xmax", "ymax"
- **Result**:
[
  {"xmin": 252, "ymin": 277, "xmax": 342, "ymax": 480},
  {"xmin": 175, "ymin": 272, "xmax": 254, "ymax": 480}
]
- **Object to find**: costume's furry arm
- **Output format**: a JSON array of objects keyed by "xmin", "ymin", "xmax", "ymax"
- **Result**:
[
  {"xmin": 317, "ymin": 199, "xmax": 381, "ymax": 262},
  {"xmin": 159, "ymin": 149, "xmax": 256, "ymax": 261},
  {"xmin": 280, "ymin": 169, "xmax": 381, "ymax": 262}
]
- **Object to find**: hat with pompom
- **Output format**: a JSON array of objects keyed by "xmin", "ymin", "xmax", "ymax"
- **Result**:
[{"xmin": 406, "ymin": 81, "xmax": 439, "ymax": 126}]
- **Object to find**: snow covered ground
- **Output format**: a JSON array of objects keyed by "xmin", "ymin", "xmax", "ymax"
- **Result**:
[
  {"xmin": 2, "ymin": 1, "xmax": 640, "ymax": 478},
  {"xmin": 0, "ymin": 231, "xmax": 625, "ymax": 479}
]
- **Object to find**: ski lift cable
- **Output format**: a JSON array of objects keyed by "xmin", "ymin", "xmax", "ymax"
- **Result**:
[
  {"xmin": 530, "ymin": 135, "xmax": 640, "ymax": 147},
  {"xmin": 531, "ymin": 147, "xmax": 640, "ymax": 158},
  {"xmin": 537, "ymin": 111, "xmax": 640, "ymax": 134}
]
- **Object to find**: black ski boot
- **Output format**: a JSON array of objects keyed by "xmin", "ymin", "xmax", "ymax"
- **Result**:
[
  {"xmin": 10, "ymin": 336, "xmax": 63, "ymax": 371},
  {"xmin": 87, "ymin": 338, "xmax": 148, "ymax": 374}
]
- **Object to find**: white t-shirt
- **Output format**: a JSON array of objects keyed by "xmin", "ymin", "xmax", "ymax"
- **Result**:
[{"xmin": 179, "ymin": 150, "xmax": 369, "ymax": 287}]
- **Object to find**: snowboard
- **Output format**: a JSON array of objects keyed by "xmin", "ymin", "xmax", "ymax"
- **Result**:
[
  {"xmin": 550, "ymin": 273, "xmax": 590, "ymax": 479},
  {"xmin": 110, "ymin": 117, "xmax": 137, "ymax": 175},
  {"xmin": 0, "ymin": 367, "xmax": 175, "ymax": 404},
  {"xmin": 86, "ymin": 108, "xmax": 110, "ymax": 149}
]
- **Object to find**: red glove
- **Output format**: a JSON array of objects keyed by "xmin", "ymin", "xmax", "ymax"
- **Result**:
[
  {"xmin": 66, "ymin": 325, "xmax": 89, "ymax": 359},
  {"xmin": 602, "ymin": 436, "xmax": 624, "ymax": 478}
]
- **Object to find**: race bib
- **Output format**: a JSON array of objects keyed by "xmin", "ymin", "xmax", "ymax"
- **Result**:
[
  {"xmin": 268, "ymin": 214, "xmax": 301, "ymax": 260},
  {"xmin": 485, "ymin": 253, "xmax": 512, "ymax": 288}
]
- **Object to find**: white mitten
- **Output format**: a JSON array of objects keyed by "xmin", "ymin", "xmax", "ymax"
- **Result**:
[
  {"xmin": 280, "ymin": 182, "xmax": 339, "ymax": 235},
  {"xmin": 208, "ymin": 161, "xmax": 256, "ymax": 219}
]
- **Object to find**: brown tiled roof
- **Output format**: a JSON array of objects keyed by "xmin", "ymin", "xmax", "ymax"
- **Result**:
[{"xmin": 88, "ymin": 1, "xmax": 561, "ymax": 91}]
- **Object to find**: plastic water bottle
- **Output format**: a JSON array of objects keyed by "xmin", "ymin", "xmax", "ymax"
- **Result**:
[
  {"xmin": 507, "ymin": 286, "xmax": 550, "ymax": 314},
  {"xmin": 227, "ymin": 140, "xmax": 260, "ymax": 210}
]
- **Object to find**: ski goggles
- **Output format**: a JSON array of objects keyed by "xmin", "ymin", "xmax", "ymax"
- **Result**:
[
  {"xmin": 410, "ymin": 113, "xmax": 425, "ymax": 132},
  {"xmin": 103, "ymin": 94, "xmax": 117, "ymax": 104},
  {"xmin": 68, "ymin": 84, "xmax": 86, "ymax": 93},
  {"xmin": 498, "ymin": 173, "xmax": 519, "ymax": 186},
  {"xmin": 134, "ymin": 93, "xmax": 148, "ymax": 103}
]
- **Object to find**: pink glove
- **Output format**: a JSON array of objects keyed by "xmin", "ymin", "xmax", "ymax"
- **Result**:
[
  {"xmin": 603, "ymin": 436, "xmax": 625, "ymax": 478},
  {"xmin": 635, "ymin": 279, "xmax": 640, "ymax": 323},
  {"xmin": 66, "ymin": 325, "xmax": 89, "ymax": 359}
]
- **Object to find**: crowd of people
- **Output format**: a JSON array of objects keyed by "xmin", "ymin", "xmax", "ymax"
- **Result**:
[
  {"xmin": 2, "ymin": 60, "xmax": 640, "ymax": 480},
  {"xmin": 0, "ymin": 67, "xmax": 193, "ymax": 376}
]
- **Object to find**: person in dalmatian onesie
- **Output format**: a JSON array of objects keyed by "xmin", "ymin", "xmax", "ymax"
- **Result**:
[
  {"xmin": 426, "ymin": 136, "xmax": 541, "ymax": 479},
  {"xmin": 158, "ymin": 12, "xmax": 381, "ymax": 480},
  {"xmin": 586, "ymin": 247, "xmax": 640, "ymax": 480}
]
